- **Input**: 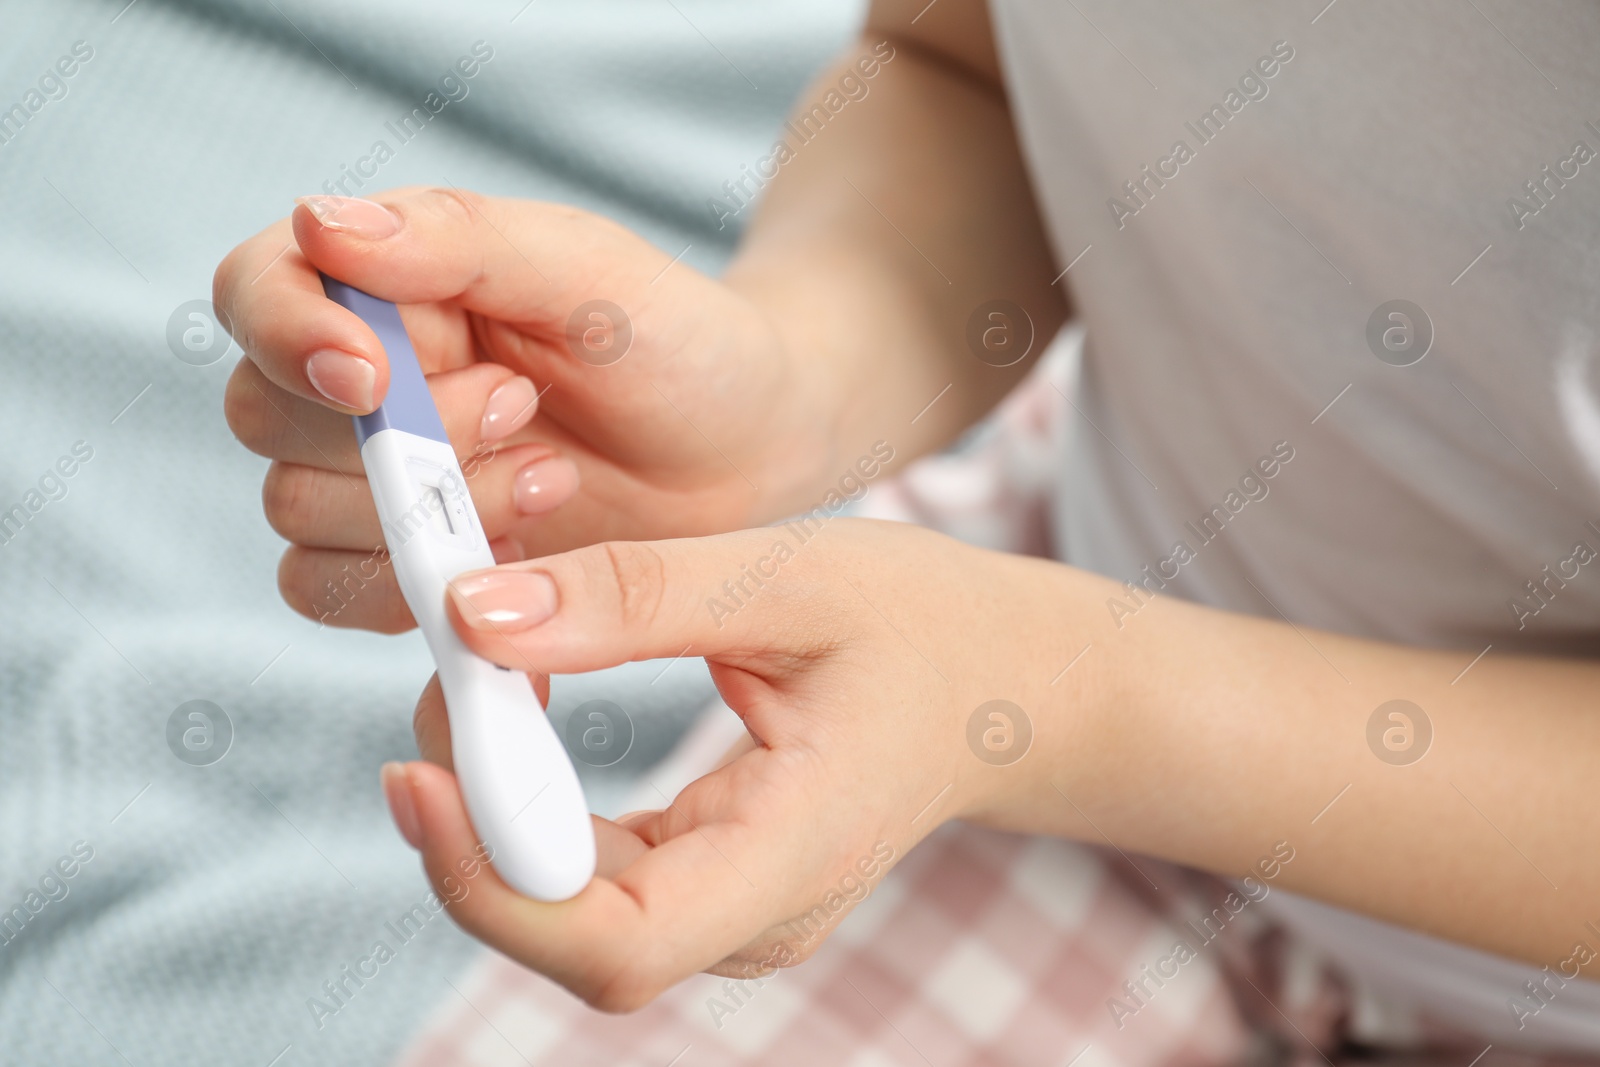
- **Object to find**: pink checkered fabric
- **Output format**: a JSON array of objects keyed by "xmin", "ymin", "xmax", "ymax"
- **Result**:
[{"xmin": 393, "ymin": 822, "xmax": 1597, "ymax": 1067}]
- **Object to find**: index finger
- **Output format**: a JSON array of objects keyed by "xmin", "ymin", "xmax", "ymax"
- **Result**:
[{"xmin": 213, "ymin": 216, "xmax": 393, "ymax": 415}]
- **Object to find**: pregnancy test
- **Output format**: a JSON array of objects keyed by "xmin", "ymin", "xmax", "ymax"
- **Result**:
[{"xmin": 321, "ymin": 274, "xmax": 596, "ymax": 902}]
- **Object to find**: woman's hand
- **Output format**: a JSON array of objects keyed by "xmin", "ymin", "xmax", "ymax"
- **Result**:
[
  {"xmin": 382, "ymin": 505, "xmax": 1600, "ymax": 993},
  {"xmin": 214, "ymin": 188, "xmax": 832, "ymax": 633},
  {"xmin": 382, "ymin": 518, "xmax": 1122, "ymax": 1008}
]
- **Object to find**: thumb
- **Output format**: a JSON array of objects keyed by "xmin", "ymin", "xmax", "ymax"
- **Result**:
[
  {"xmin": 293, "ymin": 187, "xmax": 671, "ymax": 329},
  {"xmin": 441, "ymin": 529, "xmax": 839, "ymax": 677}
]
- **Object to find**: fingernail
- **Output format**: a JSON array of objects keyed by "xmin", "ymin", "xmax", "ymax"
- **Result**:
[
  {"xmin": 382, "ymin": 762, "xmax": 424, "ymax": 850},
  {"xmin": 481, "ymin": 376, "xmax": 538, "ymax": 443},
  {"xmin": 514, "ymin": 456, "xmax": 580, "ymax": 515},
  {"xmin": 305, "ymin": 349, "xmax": 376, "ymax": 411},
  {"xmin": 449, "ymin": 569, "xmax": 559, "ymax": 632},
  {"xmin": 295, "ymin": 195, "xmax": 403, "ymax": 239}
]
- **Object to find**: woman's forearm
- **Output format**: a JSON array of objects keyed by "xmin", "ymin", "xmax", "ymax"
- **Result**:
[
  {"xmin": 723, "ymin": 30, "xmax": 1067, "ymax": 517},
  {"xmin": 995, "ymin": 558, "xmax": 1599, "ymax": 969}
]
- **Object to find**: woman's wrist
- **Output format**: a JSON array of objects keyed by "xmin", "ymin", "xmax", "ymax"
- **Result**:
[{"xmin": 945, "ymin": 551, "xmax": 1152, "ymax": 836}]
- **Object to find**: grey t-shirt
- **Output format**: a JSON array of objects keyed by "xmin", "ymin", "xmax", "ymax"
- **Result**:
[{"xmin": 990, "ymin": 0, "xmax": 1600, "ymax": 1051}]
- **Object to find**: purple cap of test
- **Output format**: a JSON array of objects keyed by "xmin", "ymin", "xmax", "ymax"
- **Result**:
[{"xmin": 320, "ymin": 275, "xmax": 450, "ymax": 449}]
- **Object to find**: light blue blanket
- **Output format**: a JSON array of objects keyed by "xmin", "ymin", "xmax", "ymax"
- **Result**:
[{"xmin": 0, "ymin": 2, "xmax": 858, "ymax": 1063}]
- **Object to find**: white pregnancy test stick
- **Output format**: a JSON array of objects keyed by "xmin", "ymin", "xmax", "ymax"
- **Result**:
[{"xmin": 322, "ymin": 275, "xmax": 596, "ymax": 902}]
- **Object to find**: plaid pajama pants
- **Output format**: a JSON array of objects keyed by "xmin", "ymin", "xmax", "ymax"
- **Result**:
[{"xmin": 393, "ymin": 820, "xmax": 1596, "ymax": 1067}]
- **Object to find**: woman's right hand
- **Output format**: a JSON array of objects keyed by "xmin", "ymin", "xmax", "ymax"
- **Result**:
[{"xmin": 214, "ymin": 188, "xmax": 827, "ymax": 633}]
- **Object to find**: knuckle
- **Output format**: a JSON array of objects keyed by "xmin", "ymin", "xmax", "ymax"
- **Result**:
[
  {"xmin": 596, "ymin": 541, "xmax": 666, "ymax": 632},
  {"xmin": 778, "ymin": 937, "xmax": 824, "ymax": 967},
  {"xmin": 410, "ymin": 674, "xmax": 444, "ymax": 747},
  {"xmin": 585, "ymin": 966, "xmax": 662, "ymax": 1015},
  {"xmin": 260, "ymin": 462, "xmax": 316, "ymax": 541},
  {"xmin": 211, "ymin": 249, "xmax": 239, "ymax": 313},
  {"xmin": 222, "ymin": 365, "xmax": 272, "ymax": 453},
  {"xmin": 411, "ymin": 693, "xmax": 433, "ymax": 743},
  {"xmin": 418, "ymin": 185, "xmax": 483, "ymax": 226},
  {"xmin": 369, "ymin": 571, "xmax": 414, "ymax": 634},
  {"xmin": 276, "ymin": 544, "xmax": 410, "ymax": 632},
  {"xmin": 274, "ymin": 547, "xmax": 320, "ymax": 621},
  {"xmin": 212, "ymin": 242, "xmax": 256, "ymax": 321},
  {"xmin": 556, "ymin": 202, "xmax": 623, "ymax": 240}
]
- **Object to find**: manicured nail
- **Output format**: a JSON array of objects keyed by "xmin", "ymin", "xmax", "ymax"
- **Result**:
[
  {"xmin": 305, "ymin": 349, "xmax": 376, "ymax": 411},
  {"xmin": 514, "ymin": 456, "xmax": 579, "ymax": 515},
  {"xmin": 449, "ymin": 569, "xmax": 559, "ymax": 632},
  {"xmin": 480, "ymin": 376, "xmax": 538, "ymax": 443},
  {"xmin": 295, "ymin": 195, "xmax": 403, "ymax": 239},
  {"xmin": 382, "ymin": 762, "xmax": 423, "ymax": 850}
]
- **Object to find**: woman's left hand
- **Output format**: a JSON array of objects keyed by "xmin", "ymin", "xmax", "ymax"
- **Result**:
[{"xmin": 383, "ymin": 517, "xmax": 1126, "ymax": 1009}]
